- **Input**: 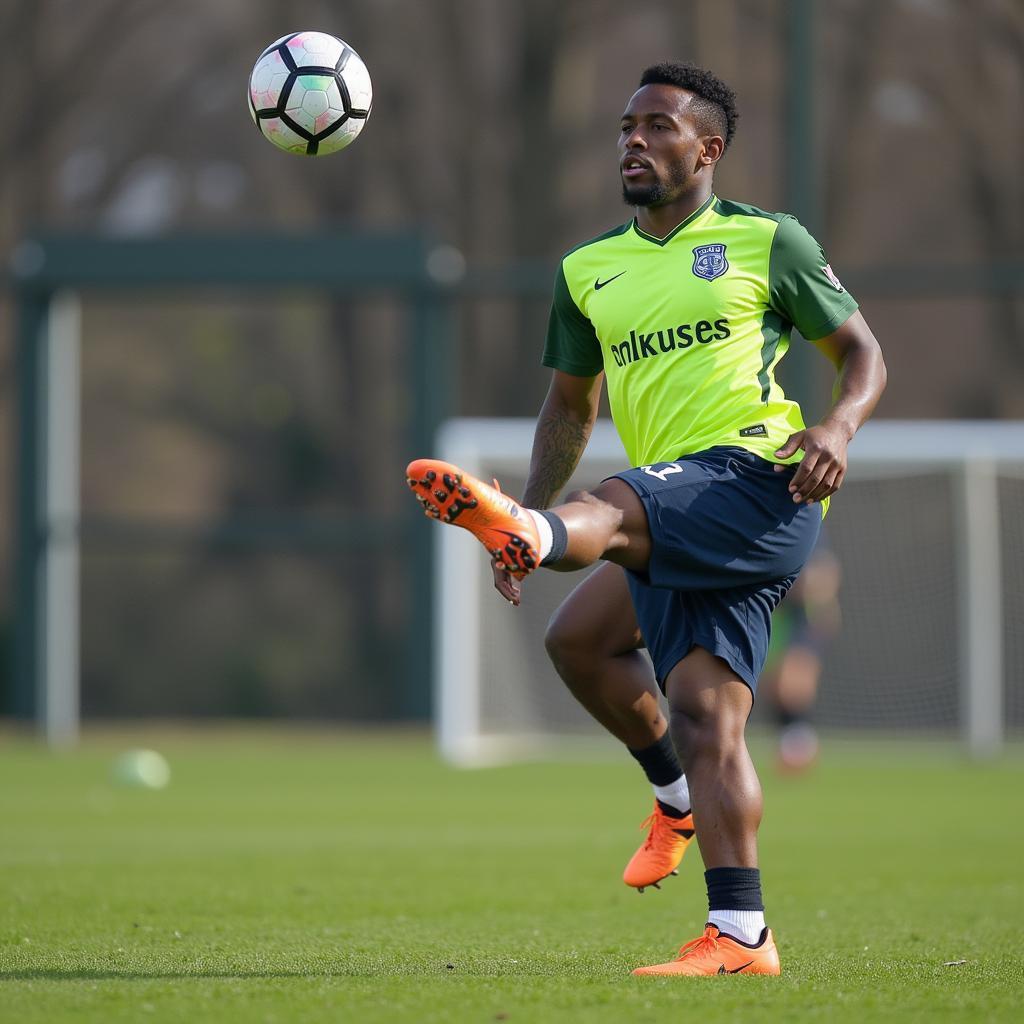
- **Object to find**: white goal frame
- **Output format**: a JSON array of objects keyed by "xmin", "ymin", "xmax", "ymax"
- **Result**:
[{"xmin": 434, "ymin": 418, "xmax": 1024, "ymax": 766}]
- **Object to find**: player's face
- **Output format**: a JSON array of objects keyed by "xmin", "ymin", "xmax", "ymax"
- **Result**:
[{"xmin": 619, "ymin": 84, "xmax": 706, "ymax": 207}]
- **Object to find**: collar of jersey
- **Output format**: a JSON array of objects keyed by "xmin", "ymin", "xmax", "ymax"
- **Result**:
[{"xmin": 631, "ymin": 193, "xmax": 717, "ymax": 247}]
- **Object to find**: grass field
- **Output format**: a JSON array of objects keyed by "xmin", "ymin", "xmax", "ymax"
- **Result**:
[{"xmin": 1, "ymin": 727, "xmax": 1022, "ymax": 1023}]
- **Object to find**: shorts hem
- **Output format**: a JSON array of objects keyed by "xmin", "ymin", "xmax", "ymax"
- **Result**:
[{"xmin": 655, "ymin": 634, "xmax": 759, "ymax": 696}]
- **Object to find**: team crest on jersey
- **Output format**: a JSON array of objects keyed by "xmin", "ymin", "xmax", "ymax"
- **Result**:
[{"xmin": 692, "ymin": 243, "xmax": 729, "ymax": 281}]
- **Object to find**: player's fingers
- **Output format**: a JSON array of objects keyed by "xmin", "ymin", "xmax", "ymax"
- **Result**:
[
  {"xmin": 797, "ymin": 455, "xmax": 832, "ymax": 499},
  {"xmin": 805, "ymin": 463, "xmax": 841, "ymax": 503},
  {"xmin": 817, "ymin": 464, "xmax": 846, "ymax": 501},
  {"xmin": 492, "ymin": 562, "xmax": 521, "ymax": 605},
  {"xmin": 788, "ymin": 451, "xmax": 822, "ymax": 499},
  {"xmin": 796, "ymin": 456, "xmax": 833, "ymax": 502},
  {"xmin": 774, "ymin": 431, "xmax": 804, "ymax": 462}
]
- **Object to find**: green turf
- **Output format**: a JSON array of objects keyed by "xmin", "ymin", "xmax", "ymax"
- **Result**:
[{"xmin": 1, "ymin": 727, "xmax": 1022, "ymax": 1023}]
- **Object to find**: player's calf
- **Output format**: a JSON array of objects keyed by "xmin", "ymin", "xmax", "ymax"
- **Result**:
[
  {"xmin": 405, "ymin": 460, "xmax": 650, "ymax": 577},
  {"xmin": 550, "ymin": 480, "xmax": 652, "ymax": 571},
  {"xmin": 543, "ymin": 576, "xmax": 658, "ymax": 749}
]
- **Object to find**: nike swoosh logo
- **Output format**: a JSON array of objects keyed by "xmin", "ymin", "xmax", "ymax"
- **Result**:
[
  {"xmin": 594, "ymin": 271, "xmax": 627, "ymax": 290},
  {"xmin": 717, "ymin": 960, "xmax": 755, "ymax": 974}
]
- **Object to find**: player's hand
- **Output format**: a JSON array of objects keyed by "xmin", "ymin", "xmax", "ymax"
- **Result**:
[
  {"xmin": 492, "ymin": 557, "xmax": 522, "ymax": 606},
  {"xmin": 773, "ymin": 424, "xmax": 850, "ymax": 504}
]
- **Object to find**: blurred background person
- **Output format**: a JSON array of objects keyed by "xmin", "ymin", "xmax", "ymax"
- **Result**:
[{"xmin": 759, "ymin": 537, "xmax": 842, "ymax": 772}]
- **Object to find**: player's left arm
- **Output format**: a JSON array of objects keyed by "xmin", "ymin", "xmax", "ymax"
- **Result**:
[{"xmin": 774, "ymin": 310, "xmax": 887, "ymax": 504}]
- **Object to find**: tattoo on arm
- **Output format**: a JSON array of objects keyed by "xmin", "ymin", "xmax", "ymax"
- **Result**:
[{"xmin": 522, "ymin": 409, "xmax": 593, "ymax": 509}]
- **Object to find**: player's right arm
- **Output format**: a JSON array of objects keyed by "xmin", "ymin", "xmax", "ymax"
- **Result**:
[
  {"xmin": 522, "ymin": 370, "xmax": 603, "ymax": 509},
  {"xmin": 528, "ymin": 256, "xmax": 606, "ymax": 505},
  {"xmin": 492, "ymin": 258, "xmax": 606, "ymax": 603}
]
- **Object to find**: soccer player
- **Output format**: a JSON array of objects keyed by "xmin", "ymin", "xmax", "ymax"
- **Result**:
[
  {"xmin": 407, "ymin": 62, "xmax": 886, "ymax": 976},
  {"xmin": 761, "ymin": 537, "xmax": 843, "ymax": 773}
]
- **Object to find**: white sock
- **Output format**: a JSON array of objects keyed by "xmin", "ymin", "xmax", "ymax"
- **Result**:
[
  {"xmin": 707, "ymin": 909, "xmax": 766, "ymax": 946},
  {"xmin": 525, "ymin": 509, "xmax": 554, "ymax": 561},
  {"xmin": 652, "ymin": 776, "xmax": 691, "ymax": 817}
]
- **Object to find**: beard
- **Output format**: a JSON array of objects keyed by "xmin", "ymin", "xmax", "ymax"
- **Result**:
[{"xmin": 621, "ymin": 159, "xmax": 689, "ymax": 207}]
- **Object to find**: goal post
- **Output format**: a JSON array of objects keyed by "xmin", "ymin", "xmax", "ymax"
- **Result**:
[
  {"xmin": 10, "ymin": 231, "xmax": 456, "ymax": 738},
  {"xmin": 433, "ymin": 418, "xmax": 1024, "ymax": 766},
  {"xmin": 433, "ymin": 419, "xmax": 628, "ymax": 766}
]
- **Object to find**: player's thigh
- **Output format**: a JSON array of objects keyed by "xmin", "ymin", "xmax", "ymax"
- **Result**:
[
  {"xmin": 588, "ymin": 477, "xmax": 652, "ymax": 567},
  {"xmin": 545, "ymin": 562, "xmax": 643, "ymax": 659}
]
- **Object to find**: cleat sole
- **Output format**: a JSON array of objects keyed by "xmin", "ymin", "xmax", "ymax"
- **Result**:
[
  {"xmin": 630, "ymin": 868, "xmax": 681, "ymax": 893},
  {"xmin": 405, "ymin": 459, "xmax": 539, "ymax": 578}
]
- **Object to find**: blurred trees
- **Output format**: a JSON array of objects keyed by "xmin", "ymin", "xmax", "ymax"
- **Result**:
[{"xmin": 0, "ymin": 0, "xmax": 1021, "ymax": 717}]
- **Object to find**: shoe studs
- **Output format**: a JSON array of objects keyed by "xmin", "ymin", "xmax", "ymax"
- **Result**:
[
  {"xmin": 407, "ymin": 468, "xmax": 479, "ymax": 523},
  {"xmin": 636, "ymin": 870, "xmax": 678, "ymax": 894}
]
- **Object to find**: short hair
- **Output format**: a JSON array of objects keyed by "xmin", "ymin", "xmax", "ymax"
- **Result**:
[{"xmin": 639, "ymin": 62, "xmax": 738, "ymax": 149}]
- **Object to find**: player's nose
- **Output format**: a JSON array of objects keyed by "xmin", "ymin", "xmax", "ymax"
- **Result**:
[{"xmin": 622, "ymin": 126, "xmax": 647, "ymax": 151}]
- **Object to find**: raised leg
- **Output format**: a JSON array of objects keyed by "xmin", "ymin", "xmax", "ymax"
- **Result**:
[
  {"xmin": 544, "ymin": 479, "xmax": 652, "ymax": 572},
  {"xmin": 405, "ymin": 458, "xmax": 652, "ymax": 578}
]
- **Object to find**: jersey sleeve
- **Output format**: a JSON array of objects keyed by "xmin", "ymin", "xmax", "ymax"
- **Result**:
[
  {"xmin": 541, "ymin": 262, "xmax": 604, "ymax": 376},
  {"xmin": 768, "ymin": 217, "xmax": 859, "ymax": 341}
]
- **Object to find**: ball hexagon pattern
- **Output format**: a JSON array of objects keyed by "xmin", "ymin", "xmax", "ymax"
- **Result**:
[
  {"xmin": 248, "ymin": 31, "xmax": 372, "ymax": 156},
  {"xmin": 283, "ymin": 75, "xmax": 338, "ymax": 136},
  {"xmin": 284, "ymin": 31, "xmax": 345, "ymax": 69},
  {"xmin": 339, "ymin": 52, "xmax": 372, "ymax": 114},
  {"xmin": 249, "ymin": 50, "xmax": 290, "ymax": 111},
  {"xmin": 258, "ymin": 117, "xmax": 309, "ymax": 156}
]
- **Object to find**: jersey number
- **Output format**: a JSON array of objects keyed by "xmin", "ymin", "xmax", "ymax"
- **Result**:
[{"xmin": 641, "ymin": 463, "xmax": 683, "ymax": 482}]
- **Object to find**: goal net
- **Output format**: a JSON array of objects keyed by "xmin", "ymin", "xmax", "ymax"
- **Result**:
[{"xmin": 433, "ymin": 419, "xmax": 1024, "ymax": 765}]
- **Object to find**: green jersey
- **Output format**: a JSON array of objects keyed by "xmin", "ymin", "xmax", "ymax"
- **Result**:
[{"xmin": 542, "ymin": 194, "xmax": 858, "ymax": 468}]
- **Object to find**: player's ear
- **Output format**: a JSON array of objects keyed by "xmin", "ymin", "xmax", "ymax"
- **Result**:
[{"xmin": 700, "ymin": 136, "xmax": 725, "ymax": 166}]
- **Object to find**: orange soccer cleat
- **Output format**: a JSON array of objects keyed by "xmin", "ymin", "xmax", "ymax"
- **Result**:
[
  {"xmin": 405, "ymin": 459, "xmax": 541, "ymax": 579},
  {"xmin": 631, "ymin": 924, "xmax": 781, "ymax": 977},
  {"xmin": 623, "ymin": 802, "xmax": 695, "ymax": 892}
]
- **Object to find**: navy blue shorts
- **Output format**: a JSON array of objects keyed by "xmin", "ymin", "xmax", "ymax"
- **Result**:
[{"xmin": 613, "ymin": 447, "xmax": 822, "ymax": 694}]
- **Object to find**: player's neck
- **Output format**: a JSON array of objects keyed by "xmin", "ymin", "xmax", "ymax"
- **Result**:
[{"xmin": 634, "ymin": 183, "xmax": 714, "ymax": 240}]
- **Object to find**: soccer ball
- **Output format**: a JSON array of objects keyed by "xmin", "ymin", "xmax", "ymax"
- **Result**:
[
  {"xmin": 112, "ymin": 749, "xmax": 171, "ymax": 790},
  {"xmin": 248, "ymin": 31, "xmax": 372, "ymax": 156}
]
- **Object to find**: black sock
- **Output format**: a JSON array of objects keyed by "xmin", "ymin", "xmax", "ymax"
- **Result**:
[
  {"xmin": 777, "ymin": 706, "xmax": 811, "ymax": 729},
  {"xmin": 537, "ymin": 510, "xmax": 568, "ymax": 566},
  {"xmin": 627, "ymin": 730, "xmax": 681, "ymax": 786},
  {"xmin": 705, "ymin": 867, "xmax": 764, "ymax": 912}
]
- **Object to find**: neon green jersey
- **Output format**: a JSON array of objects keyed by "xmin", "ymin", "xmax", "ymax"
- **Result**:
[{"xmin": 542, "ymin": 194, "xmax": 858, "ymax": 468}]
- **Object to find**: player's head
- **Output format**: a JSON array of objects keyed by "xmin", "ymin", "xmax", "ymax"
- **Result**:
[{"xmin": 620, "ymin": 62, "xmax": 738, "ymax": 208}]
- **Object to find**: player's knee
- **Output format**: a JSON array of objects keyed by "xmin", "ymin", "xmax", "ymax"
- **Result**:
[
  {"xmin": 668, "ymin": 703, "xmax": 746, "ymax": 764},
  {"xmin": 544, "ymin": 610, "xmax": 590, "ymax": 675},
  {"xmin": 545, "ymin": 605, "xmax": 619, "ymax": 685},
  {"xmin": 564, "ymin": 488, "xmax": 625, "ymax": 533}
]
